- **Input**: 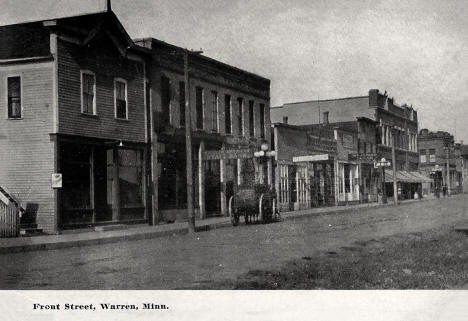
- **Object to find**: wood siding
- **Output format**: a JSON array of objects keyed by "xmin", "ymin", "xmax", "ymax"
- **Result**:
[
  {"xmin": 0, "ymin": 63, "xmax": 56, "ymax": 233},
  {"xmin": 57, "ymin": 38, "xmax": 146, "ymax": 143}
]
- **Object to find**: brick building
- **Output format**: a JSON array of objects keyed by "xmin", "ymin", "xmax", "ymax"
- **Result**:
[
  {"xmin": 271, "ymin": 89, "xmax": 428, "ymax": 200},
  {"xmin": 272, "ymin": 116, "xmax": 378, "ymax": 211},
  {"xmin": 418, "ymin": 129, "xmax": 463, "ymax": 195},
  {"xmin": 134, "ymin": 38, "xmax": 271, "ymax": 223},
  {"xmin": 0, "ymin": 9, "xmax": 271, "ymax": 233}
]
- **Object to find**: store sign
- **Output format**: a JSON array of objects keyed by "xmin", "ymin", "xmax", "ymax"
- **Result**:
[
  {"xmin": 293, "ymin": 154, "xmax": 329, "ymax": 162},
  {"xmin": 52, "ymin": 173, "xmax": 62, "ymax": 189},
  {"xmin": 204, "ymin": 149, "xmax": 253, "ymax": 160}
]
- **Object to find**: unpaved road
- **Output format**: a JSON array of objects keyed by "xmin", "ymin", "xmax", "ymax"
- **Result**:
[{"xmin": 0, "ymin": 195, "xmax": 467, "ymax": 289}]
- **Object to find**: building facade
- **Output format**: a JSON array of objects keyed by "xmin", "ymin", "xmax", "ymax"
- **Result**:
[
  {"xmin": 272, "ymin": 117, "xmax": 379, "ymax": 211},
  {"xmin": 271, "ymin": 89, "xmax": 426, "ymax": 200},
  {"xmin": 134, "ymin": 38, "xmax": 271, "ymax": 223},
  {"xmin": 418, "ymin": 129, "xmax": 463, "ymax": 195},
  {"xmin": 0, "ymin": 9, "xmax": 271, "ymax": 233}
]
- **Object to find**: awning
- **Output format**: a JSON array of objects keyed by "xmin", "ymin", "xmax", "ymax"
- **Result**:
[{"xmin": 384, "ymin": 170, "xmax": 432, "ymax": 183}]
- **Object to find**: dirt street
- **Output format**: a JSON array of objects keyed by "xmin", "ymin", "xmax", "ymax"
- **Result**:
[{"xmin": 0, "ymin": 195, "xmax": 467, "ymax": 289}]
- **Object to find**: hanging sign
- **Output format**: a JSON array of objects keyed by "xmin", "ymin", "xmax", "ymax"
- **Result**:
[{"xmin": 52, "ymin": 173, "xmax": 62, "ymax": 189}]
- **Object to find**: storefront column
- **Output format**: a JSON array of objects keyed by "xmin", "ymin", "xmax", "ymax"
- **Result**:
[
  {"xmin": 53, "ymin": 135, "xmax": 61, "ymax": 233},
  {"xmin": 275, "ymin": 162, "xmax": 280, "ymax": 204},
  {"xmin": 112, "ymin": 148, "xmax": 120, "ymax": 221},
  {"xmin": 267, "ymin": 158, "xmax": 273, "ymax": 185},
  {"xmin": 237, "ymin": 158, "xmax": 242, "ymax": 186},
  {"xmin": 220, "ymin": 146, "xmax": 227, "ymax": 216},
  {"xmin": 198, "ymin": 141, "xmax": 206, "ymax": 219},
  {"xmin": 305, "ymin": 164, "xmax": 310, "ymax": 207}
]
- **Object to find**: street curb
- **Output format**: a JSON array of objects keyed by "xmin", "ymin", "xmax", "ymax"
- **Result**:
[{"xmin": 0, "ymin": 196, "xmax": 443, "ymax": 254}]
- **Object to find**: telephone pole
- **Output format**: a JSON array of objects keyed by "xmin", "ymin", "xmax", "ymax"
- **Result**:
[
  {"xmin": 391, "ymin": 127, "xmax": 398, "ymax": 205},
  {"xmin": 184, "ymin": 49, "xmax": 202, "ymax": 233}
]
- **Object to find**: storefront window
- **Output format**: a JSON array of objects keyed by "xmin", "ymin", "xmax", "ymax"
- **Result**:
[{"xmin": 119, "ymin": 150, "xmax": 144, "ymax": 219}]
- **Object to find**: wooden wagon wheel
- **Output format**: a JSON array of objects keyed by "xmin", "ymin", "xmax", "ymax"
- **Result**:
[{"xmin": 228, "ymin": 196, "xmax": 239, "ymax": 226}]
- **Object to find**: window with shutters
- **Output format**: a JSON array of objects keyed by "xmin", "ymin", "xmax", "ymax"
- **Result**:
[
  {"xmin": 114, "ymin": 79, "xmax": 127, "ymax": 119},
  {"xmin": 81, "ymin": 71, "xmax": 96, "ymax": 115},
  {"xmin": 7, "ymin": 76, "xmax": 21, "ymax": 118}
]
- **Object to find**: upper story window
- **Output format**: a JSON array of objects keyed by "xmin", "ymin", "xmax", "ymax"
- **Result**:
[
  {"xmin": 81, "ymin": 71, "xmax": 96, "ymax": 115},
  {"xmin": 249, "ymin": 100, "xmax": 255, "ymax": 137},
  {"xmin": 196, "ymin": 86, "xmax": 204, "ymax": 130},
  {"xmin": 225, "ymin": 94, "xmax": 231, "ymax": 134},
  {"xmin": 420, "ymin": 149, "xmax": 426, "ymax": 163},
  {"xmin": 429, "ymin": 149, "xmax": 436, "ymax": 163},
  {"xmin": 237, "ymin": 97, "xmax": 244, "ymax": 136},
  {"xmin": 260, "ymin": 103, "xmax": 265, "ymax": 139},
  {"xmin": 7, "ymin": 76, "xmax": 21, "ymax": 119},
  {"xmin": 160, "ymin": 76, "xmax": 171, "ymax": 126},
  {"xmin": 179, "ymin": 81, "xmax": 185, "ymax": 127},
  {"xmin": 211, "ymin": 91, "xmax": 218, "ymax": 132},
  {"xmin": 114, "ymin": 79, "xmax": 127, "ymax": 119}
]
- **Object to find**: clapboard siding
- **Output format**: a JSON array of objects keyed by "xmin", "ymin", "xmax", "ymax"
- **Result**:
[
  {"xmin": 0, "ymin": 63, "xmax": 56, "ymax": 233},
  {"xmin": 57, "ymin": 38, "xmax": 146, "ymax": 143}
]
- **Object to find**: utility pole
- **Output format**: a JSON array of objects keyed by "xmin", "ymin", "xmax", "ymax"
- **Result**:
[
  {"xmin": 445, "ymin": 146, "xmax": 451, "ymax": 196},
  {"xmin": 391, "ymin": 127, "xmax": 398, "ymax": 205},
  {"xmin": 183, "ymin": 49, "xmax": 202, "ymax": 233}
]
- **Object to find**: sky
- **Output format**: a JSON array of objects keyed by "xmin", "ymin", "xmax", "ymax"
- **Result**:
[{"xmin": 1, "ymin": 0, "xmax": 468, "ymax": 142}]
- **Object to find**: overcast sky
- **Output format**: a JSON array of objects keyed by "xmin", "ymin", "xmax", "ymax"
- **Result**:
[{"xmin": 2, "ymin": 0, "xmax": 468, "ymax": 142}]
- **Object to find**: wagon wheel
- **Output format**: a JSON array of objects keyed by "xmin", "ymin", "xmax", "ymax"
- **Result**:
[
  {"xmin": 259, "ymin": 194, "xmax": 273, "ymax": 223},
  {"xmin": 244, "ymin": 212, "xmax": 250, "ymax": 225},
  {"xmin": 229, "ymin": 196, "xmax": 239, "ymax": 226}
]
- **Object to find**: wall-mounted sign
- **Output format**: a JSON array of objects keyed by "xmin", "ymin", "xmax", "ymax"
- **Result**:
[
  {"xmin": 52, "ymin": 173, "xmax": 62, "ymax": 189},
  {"xmin": 293, "ymin": 154, "xmax": 329, "ymax": 162},
  {"xmin": 204, "ymin": 149, "xmax": 253, "ymax": 160}
]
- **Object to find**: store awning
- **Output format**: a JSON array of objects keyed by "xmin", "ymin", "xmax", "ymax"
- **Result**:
[{"xmin": 384, "ymin": 170, "xmax": 432, "ymax": 183}]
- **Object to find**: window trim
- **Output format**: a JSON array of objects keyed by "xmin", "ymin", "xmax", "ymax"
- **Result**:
[
  {"xmin": 5, "ymin": 74, "xmax": 23, "ymax": 119},
  {"xmin": 114, "ymin": 77, "xmax": 128, "ymax": 120},
  {"xmin": 80, "ymin": 70, "xmax": 96, "ymax": 115}
]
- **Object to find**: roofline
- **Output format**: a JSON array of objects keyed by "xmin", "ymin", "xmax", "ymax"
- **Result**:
[
  {"xmin": 134, "ymin": 37, "xmax": 270, "ymax": 83},
  {"xmin": 282, "ymin": 95, "xmax": 369, "ymax": 106},
  {"xmin": 0, "ymin": 10, "xmax": 108, "ymax": 28},
  {"xmin": 0, "ymin": 56, "xmax": 54, "ymax": 65}
]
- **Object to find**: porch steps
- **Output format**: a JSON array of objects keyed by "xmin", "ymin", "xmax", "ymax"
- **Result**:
[
  {"xmin": 454, "ymin": 225, "xmax": 468, "ymax": 234},
  {"xmin": 94, "ymin": 224, "xmax": 128, "ymax": 232},
  {"xmin": 20, "ymin": 224, "xmax": 44, "ymax": 237}
]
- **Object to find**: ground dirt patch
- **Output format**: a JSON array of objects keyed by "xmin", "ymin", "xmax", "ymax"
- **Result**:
[{"xmin": 198, "ymin": 225, "xmax": 468, "ymax": 289}]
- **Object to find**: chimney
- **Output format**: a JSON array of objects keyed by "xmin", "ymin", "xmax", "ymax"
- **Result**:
[
  {"xmin": 106, "ymin": 0, "xmax": 112, "ymax": 12},
  {"xmin": 323, "ymin": 111, "xmax": 329, "ymax": 125},
  {"xmin": 368, "ymin": 89, "xmax": 379, "ymax": 107},
  {"xmin": 283, "ymin": 116, "xmax": 288, "ymax": 124}
]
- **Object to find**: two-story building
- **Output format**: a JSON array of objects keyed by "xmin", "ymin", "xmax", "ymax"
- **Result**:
[
  {"xmin": 271, "ymin": 89, "xmax": 428, "ymax": 200},
  {"xmin": 134, "ymin": 38, "xmax": 271, "ymax": 223},
  {"xmin": 418, "ymin": 129, "xmax": 463, "ymax": 195},
  {"xmin": 0, "ymin": 8, "xmax": 272, "ymax": 234},
  {"xmin": 0, "ymin": 11, "xmax": 149, "ymax": 233},
  {"xmin": 271, "ymin": 116, "xmax": 378, "ymax": 211}
]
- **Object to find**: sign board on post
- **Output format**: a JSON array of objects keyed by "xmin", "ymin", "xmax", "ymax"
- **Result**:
[
  {"xmin": 52, "ymin": 173, "xmax": 62, "ymax": 189},
  {"xmin": 293, "ymin": 154, "xmax": 329, "ymax": 162}
]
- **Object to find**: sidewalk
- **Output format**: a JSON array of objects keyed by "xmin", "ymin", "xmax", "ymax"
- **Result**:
[{"xmin": 0, "ymin": 196, "xmax": 437, "ymax": 254}]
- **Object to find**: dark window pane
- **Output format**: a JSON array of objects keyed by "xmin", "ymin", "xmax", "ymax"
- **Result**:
[
  {"xmin": 196, "ymin": 86, "xmax": 203, "ymax": 129},
  {"xmin": 8, "ymin": 77, "xmax": 21, "ymax": 118},
  {"xmin": 225, "ymin": 95, "xmax": 231, "ymax": 134},
  {"xmin": 260, "ymin": 103, "xmax": 265, "ymax": 138},
  {"xmin": 249, "ymin": 100, "xmax": 254, "ymax": 137},
  {"xmin": 179, "ymin": 81, "xmax": 185, "ymax": 127}
]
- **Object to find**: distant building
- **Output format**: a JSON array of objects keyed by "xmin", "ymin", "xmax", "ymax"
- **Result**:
[
  {"xmin": 418, "ymin": 129, "xmax": 463, "ymax": 195},
  {"xmin": 272, "ymin": 117, "xmax": 380, "ymax": 211},
  {"xmin": 271, "ymin": 89, "xmax": 426, "ymax": 201}
]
